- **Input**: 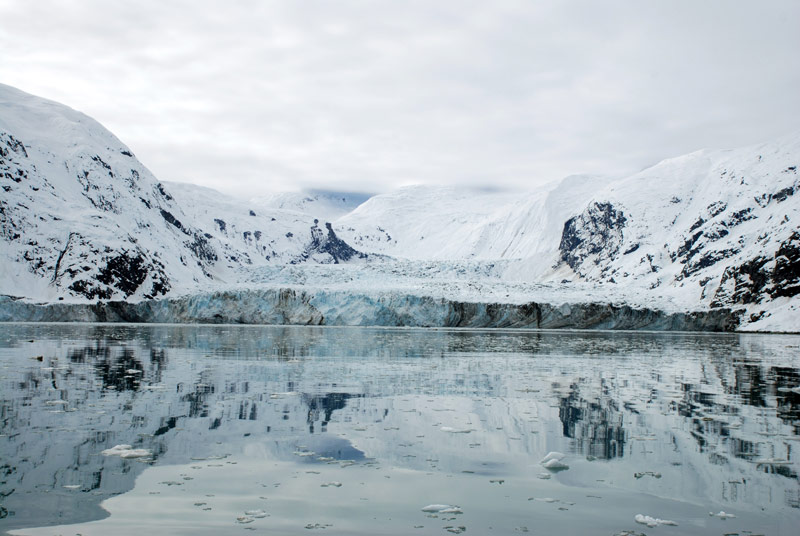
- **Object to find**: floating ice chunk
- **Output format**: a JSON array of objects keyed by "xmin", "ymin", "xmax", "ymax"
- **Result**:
[
  {"xmin": 45, "ymin": 400, "xmax": 68, "ymax": 406},
  {"xmin": 709, "ymin": 511, "xmax": 736, "ymax": 519},
  {"xmin": 236, "ymin": 516, "xmax": 254, "ymax": 524},
  {"xmin": 245, "ymin": 509, "xmax": 268, "ymax": 518},
  {"xmin": 537, "ymin": 472, "xmax": 551, "ymax": 480},
  {"xmin": 439, "ymin": 507, "xmax": 463, "ymax": 514},
  {"xmin": 540, "ymin": 451, "xmax": 565, "ymax": 464},
  {"xmin": 321, "ymin": 482, "xmax": 342, "ymax": 488},
  {"xmin": 542, "ymin": 458, "xmax": 569, "ymax": 470},
  {"xmin": 63, "ymin": 485, "xmax": 80, "ymax": 489},
  {"xmin": 634, "ymin": 514, "xmax": 677, "ymax": 527},
  {"xmin": 440, "ymin": 427, "xmax": 472, "ymax": 433},
  {"xmin": 444, "ymin": 526, "xmax": 466, "ymax": 534},
  {"xmin": 421, "ymin": 504, "xmax": 461, "ymax": 513},
  {"xmin": 101, "ymin": 444, "xmax": 152, "ymax": 458},
  {"xmin": 125, "ymin": 369, "xmax": 142, "ymax": 374}
]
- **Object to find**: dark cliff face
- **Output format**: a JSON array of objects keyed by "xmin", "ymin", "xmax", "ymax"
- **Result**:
[
  {"xmin": 297, "ymin": 221, "xmax": 366, "ymax": 264},
  {"xmin": 559, "ymin": 202, "xmax": 627, "ymax": 277},
  {"xmin": 712, "ymin": 231, "xmax": 800, "ymax": 308}
]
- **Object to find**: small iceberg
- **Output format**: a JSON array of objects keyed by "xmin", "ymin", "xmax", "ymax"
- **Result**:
[
  {"xmin": 540, "ymin": 451, "xmax": 565, "ymax": 464},
  {"xmin": 540, "ymin": 451, "xmax": 569, "ymax": 470},
  {"xmin": 709, "ymin": 510, "xmax": 736, "ymax": 519},
  {"xmin": 634, "ymin": 514, "xmax": 677, "ymax": 527},
  {"xmin": 440, "ymin": 426, "xmax": 473, "ymax": 434},
  {"xmin": 542, "ymin": 458, "xmax": 569, "ymax": 470},
  {"xmin": 421, "ymin": 504, "xmax": 462, "ymax": 514},
  {"xmin": 101, "ymin": 444, "xmax": 152, "ymax": 458}
]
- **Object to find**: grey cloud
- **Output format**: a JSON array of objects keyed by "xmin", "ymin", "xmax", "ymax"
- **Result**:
[{"xmin": 1, "ymin": 0, "xmax": 798, "ymax": 197}]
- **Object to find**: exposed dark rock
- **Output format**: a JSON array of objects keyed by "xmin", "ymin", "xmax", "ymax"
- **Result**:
[
  {"xmin": 712, "ymin": 231, "xmax": 800, "ymax": 306},
  {"xmin": 299, "ymin": 222, "xmax": 366, "ymax": 264},
  {"xmin": 559, "ymin": 202, "xmax": 627, "ymax": 275},
  {"xmin": 160, "ymin": 209, "xmax": 185, "ymax": 232}
]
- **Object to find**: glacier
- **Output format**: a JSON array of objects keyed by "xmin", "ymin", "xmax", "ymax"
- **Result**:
[{"xmin": 1, "ymin": 83, "xmax": 798, "ymax": 332}]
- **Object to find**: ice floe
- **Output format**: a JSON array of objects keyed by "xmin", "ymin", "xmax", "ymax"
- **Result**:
[
  {"xmin": 709, "ymin": 510, "xmax": 736, "ymax": 519},
  {"xmin": 421, "ymin": 504, "xmax": 462, "ymax": 514},
  {"xmin": 440, "ymin": 426, "xmax": 473, "ymax": 433},
  {"xmin": 634, "ymin": 514, "xmax": 677, "ymax": 527},
  {"xmin": 100, "ymin": 444, "xmax": 152, "ymax": 458}
]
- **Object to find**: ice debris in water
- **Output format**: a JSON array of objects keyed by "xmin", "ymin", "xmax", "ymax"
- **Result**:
[
  {"xmin": 440, "ymin": 426, "xmax": 473, "ymax": 433},
  {"xmin": 101, "ymin": 444, "xmax": 152, "ymax": 458},
  {"xmin": 421, "ymin": 504, "xmax": 463, "ymax": 514},
  {"xmin": 542, "ymin": 458, "xmax": 569, "ymax": 470},
  {"xmin": 444, "ymin": 526, "xmax": 466, "ymax": 534},
  {"xmin": 236, "ymin": 516, "xmax": 255, "ymax": 524},
  {"xmin": 540, "ymin": 452, "xmax": 569, "ymax": 469},
  {"xmin": 540, "ymin": 451, "xmax": 565, "ymax": 464},
  {"xmin": 634, "ymin": 514, "xmax": 677, "ymax": 527},
  {"xmin": 709, "ymin": 511, "xmax": 736, "ymax": 519},
  {"xmin": 244, "ymin": 509, "xmax": 268, "ymax": 518},
  {"xmin": 321, "ymin": 482, "xmax": 342, "ymax": 488}
]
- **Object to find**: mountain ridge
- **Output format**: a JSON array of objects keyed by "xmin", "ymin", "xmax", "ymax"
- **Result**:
[{"xmin": 1, "ymin": 84, "xmax": 797, "ymax": 331}]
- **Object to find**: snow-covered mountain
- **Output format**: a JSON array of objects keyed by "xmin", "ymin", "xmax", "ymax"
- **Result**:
[
  {"xmin": 0, "ymin": 83, "xmax": 218, "ymax": 301},
  {"xmin": 1, "ymin": 84, "xmax": 797, "ymax": 331}
]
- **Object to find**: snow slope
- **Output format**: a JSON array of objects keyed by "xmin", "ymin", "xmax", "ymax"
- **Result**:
[
  {"xmin": 0, "ymin": 83, "xmax": 218, "ymax": 301},
  {"xmin": 557, "ymin": 135, "xmax": 800, "ymax": 330}
]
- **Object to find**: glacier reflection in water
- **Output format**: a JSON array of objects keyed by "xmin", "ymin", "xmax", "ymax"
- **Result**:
[{"xmin": 0, "ymin": 324, "xmax": 798, "ymax": 535}]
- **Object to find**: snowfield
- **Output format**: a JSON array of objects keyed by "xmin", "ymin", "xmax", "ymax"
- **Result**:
[{"xmin": 1, "ymin": 84, "xmax": 798, "ymax": 331}]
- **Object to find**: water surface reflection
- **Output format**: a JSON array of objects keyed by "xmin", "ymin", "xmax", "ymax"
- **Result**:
[{"xmin": 0, "ymin": 325, "xmax": 798, "ymax": 534}]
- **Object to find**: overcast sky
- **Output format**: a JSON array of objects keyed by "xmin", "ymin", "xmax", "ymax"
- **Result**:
[{"xmin": 1, "ymin": 1, "xmax": 798, "ymax": 198}]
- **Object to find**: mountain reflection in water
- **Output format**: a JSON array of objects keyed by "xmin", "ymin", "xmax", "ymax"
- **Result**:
[{"xmin": 0, "ymin": 324, "xmax": 798, "ymax": 533}]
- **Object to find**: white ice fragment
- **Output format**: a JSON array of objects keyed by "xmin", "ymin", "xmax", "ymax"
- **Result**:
[
  {"xmin": 439, "ymin": 507, "xmax": 463, "ymax": 514},
  {"xmin": 101, "ymin": 444, "xmax": 151, "ymax": 458},
  {"xmin": 540, "ymin": 451, "xmax": 565, "ymax": 464},
  {"xmin": 421, "ymin": 504, "xmax": 461, "ymax": 513},
  {"xmin": 634, "ymin": 514, "xmax": 677, "ymax": 527},
  {"xmin": 63, "ymin": 485, "xmax": 80, "ymax": 489},
  {"xmin": 45, "ymin": 400, "xmax": 68, "ymax": 405},
  {"xmin": 542, "ymin": 458, "xmax": 569, "ymax": 470},
  {"xmin": 321, "ymin": 482, "xmax": 342, "ymax": 488},
  {"xmin": 709, "ymin": 511, "xmax": 736, "ymax": 519},
  {"xmin": 245, "ymin": 509, "xmax": 268, "ymax": 518},
  {"xmin": 236, "ymin": 516, "xmax": 254, "ymax": 524},
  {"xmin": 440, "ymin": 427, "xmax": 472, "ymax": 433},
  {"xmin": 125, "ymin": 369, "xmax": 142, "ymax": 374}
]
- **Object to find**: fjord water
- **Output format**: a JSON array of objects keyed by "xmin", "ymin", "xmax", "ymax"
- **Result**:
[{"xmin": 1, "ymin": 325, "xmax": 798, "ymax": 535}]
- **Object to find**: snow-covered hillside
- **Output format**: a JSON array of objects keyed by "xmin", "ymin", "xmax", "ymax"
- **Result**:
[
  {"xmin": 557, "ymin": 135, "xmax": 800, "ymax": 330},
  {"xmin": 0, "ymin": 83, "xmax": 218, "ymax": 301},
  {"xmin": 1, "ymin": 84, "xmax": 797, "ymax": 331}
]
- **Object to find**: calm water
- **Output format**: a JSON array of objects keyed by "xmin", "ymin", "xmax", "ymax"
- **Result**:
[{"xmin": 0, "ymin": 324, "xmax": 798, "ymax": 535}]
